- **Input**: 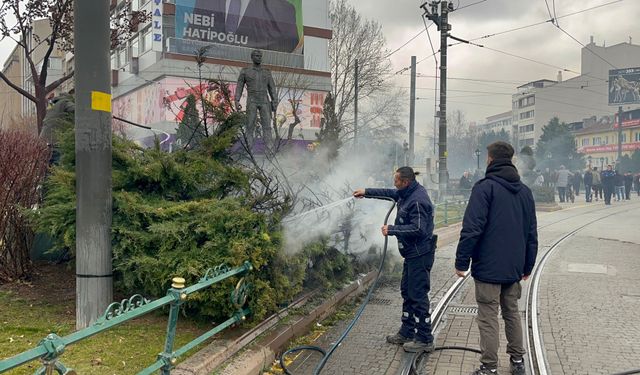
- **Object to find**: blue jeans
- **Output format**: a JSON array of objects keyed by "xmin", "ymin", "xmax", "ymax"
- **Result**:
[
  {"xmin": 616, "ymin": 186, "xmax": 625, "ymax": 200},
  {"xmin": 399, "ymin": 251, "xmax": 435, "ymax": 343},
  {"xmin": 584, "ymin": 184, "xmax": 592, "ymax": 201}
]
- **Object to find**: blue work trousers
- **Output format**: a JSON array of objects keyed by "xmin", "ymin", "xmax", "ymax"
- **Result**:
[{"xmin": 399, "ymin": 251, "xmax": 435, "ymax": 343}]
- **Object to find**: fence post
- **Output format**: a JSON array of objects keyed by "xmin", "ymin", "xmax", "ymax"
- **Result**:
[
  {"xmin": 159, "ymin": 277, "xmax": 187, "ymax": 375},
  {"xmin": 444, "ymin": 201, "xmax": 449, "ymax": 224}
]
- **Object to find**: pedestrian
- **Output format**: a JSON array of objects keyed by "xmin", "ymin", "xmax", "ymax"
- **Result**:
[
  {"xmin": 601, "ymin": 165, "xmax": 616, "ymax": 205},
  {"xmin": 592, "ymin": 167, "xmax": 602, "ymax": 201},
  {"xmin": 353, "ymin": 167, "xmax": 437, "ymax": 353},
  {"xmin": 556, "ymin": 165, "xmax": 573, "ymax": 203},
  {"xmin": 459, "ymin": 171, "xmax": 473, "ymax": 198},
  {"xmin": 634, "ymin": 173, "xmax": 640, "ymax": 196},
  {"xmin": 614, "ymin": 169, "xmax": 625, "ymax": 201},
  {"xmin": 624, "ymin": 171, "xmax": 633, "ymax": 200},
  {"xmin": 583, "ymin": 168, "xmax": 593, "ymax": 202},
  {"xmin": 572, "ymin": 170, "xmax": 582, "ymax": 196},
  {"xmin": 455, "ymin": 141, "xmax": 538, "ymax": 375}
]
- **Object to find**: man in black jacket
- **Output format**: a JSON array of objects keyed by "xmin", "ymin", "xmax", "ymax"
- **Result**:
[
  {"xmin": 455, "ymin": 142, "xmax": 538, "ymax": 375},
  {"xmin": 354, "ymin": 167, "xmax": 436, "ymax": 353},
  {"xmin": 583, "ymin": 168, "xmax": 593, "ymax": 202}
]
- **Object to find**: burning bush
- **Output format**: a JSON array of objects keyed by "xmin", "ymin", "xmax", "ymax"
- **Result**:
[
  {"xmin": 35, "ymin": 116, "xmax": 357, "ymax": 322},
  {"xmin": 0, "ymin": 130, "xmax": 50, "ymax": 282}
]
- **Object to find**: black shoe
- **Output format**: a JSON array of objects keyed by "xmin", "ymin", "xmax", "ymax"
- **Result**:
[
  {"xmin": 470, "ymin": 365, "xmax": 498, "ymax": 375},
  {"xmin": 510, "ymin": 358, "xmax": 525, "ymax": 375},
  {"xmin": 403, "ymin": 340, "xmax": 435, "ymax": 353},
  {"xmin": 386, "ymin": 333, "xmax": 413, "ymax": 345}
]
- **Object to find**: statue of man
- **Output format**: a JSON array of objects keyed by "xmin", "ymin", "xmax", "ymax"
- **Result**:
[{"xmin": 235, "ymin": 49, "xmax": 277, "ymax": 147}]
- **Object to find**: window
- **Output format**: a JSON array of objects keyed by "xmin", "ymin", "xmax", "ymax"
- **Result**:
[
  {"xmin": 517, "ymin": 95, "xmax": 535, "ymax": 108},
  {"xmin": 635, "ymin": 132, "xmax": 640, "ymax": 142},
  {"xmin": 604, "ymin": 136, "xmax": 609, "ymax": 145},
  {"xmin": 118, "ymin": 47, "xmax": 129, "ymax": 67},
  {"xmin": 519, "ymin": 124, "xmax": 534, "ymax": 133},
  {"xmin": 581, "ymin": 138, "xmax": 590, "ymax": 146},
  {"xmin": 140, "ymin": 26, "xmax": 152, "ymax": 53},
  {"xmin": 593, "ymin": 137, "xmax": 602, "ymax": 145},
  {"xmin": 131, "ymin": 36, "xmax": 139, "ymax": 58},
  {"xmin": 520, "ymin": 110, "xmax": 535, "ymax": 120},
  {"xmin": 621, "ymin": 133, "xmax": 627, "ymax": 143}
]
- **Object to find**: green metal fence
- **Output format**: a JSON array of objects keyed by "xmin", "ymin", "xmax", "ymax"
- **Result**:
[
  {"xmin": 0, "ymin": 261, "xmax": 253, "ymax": 375},
  {"xmin": 434, "ymin": 199, "xmax": 468, "ymax": 226}
]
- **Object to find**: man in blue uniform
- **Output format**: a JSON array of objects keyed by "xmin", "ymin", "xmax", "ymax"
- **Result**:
[{"xmin": 354, "ymin": 167, "xmax": 436, "ymax": 353}]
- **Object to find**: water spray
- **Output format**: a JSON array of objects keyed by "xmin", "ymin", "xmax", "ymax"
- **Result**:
[{"xmin": 279, "ymin": 196, "xmax": 396, "ymax": 375}]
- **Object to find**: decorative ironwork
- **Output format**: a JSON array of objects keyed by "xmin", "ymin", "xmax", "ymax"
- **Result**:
[
  {"xmin": 97, "ymin": 294, "xmax": 150, "ymax": 323},
  {"xmin": 201, "ymin": 264, "xmax": 231, "ymax": 282},
  {"xmin": 231, "ymin": 277, "xmax": 250, "ymax": 309},
  {"xmin": 35, "ymin": 359, "xmax": 75, "ymax": 375}
]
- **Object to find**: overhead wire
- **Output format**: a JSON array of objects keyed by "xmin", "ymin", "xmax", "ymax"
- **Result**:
[
  {"xmin": 453, "ymin": 0, "xmax": 488, "ymax": 11},
  {"xmin": 384, "ymin": 29, "xmax": 427, "ymax": 59},
  {"xmin": 451, "ymin": 0, "xmax": 625, "ymax": 44}
]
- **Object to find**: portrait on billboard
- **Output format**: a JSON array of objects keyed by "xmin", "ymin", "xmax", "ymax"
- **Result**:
[
  {"xmin": 609, "ymin": 67, "xmax": 640, "ymax": 105},
  {"xmin": 175, "ymin": 0, "xmax": 303, "ymax": 53}
]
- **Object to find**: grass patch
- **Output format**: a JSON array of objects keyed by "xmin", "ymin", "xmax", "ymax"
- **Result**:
[{"xmin": 0, "ymin": 264, "xmax": 224, "ymax": 374}]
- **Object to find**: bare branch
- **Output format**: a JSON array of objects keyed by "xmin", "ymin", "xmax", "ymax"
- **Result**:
[{"xmin": 0, "ymin": 71, "xmax": 37, "ymax": 103}]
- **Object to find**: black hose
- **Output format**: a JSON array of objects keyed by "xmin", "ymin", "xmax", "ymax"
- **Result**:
[
  {"xmin": 279, "ymin": 196, "xmax": 396, "ymax": 375},
  {"xmin": 410, "ymin": 346, "xmax": 482, "ymax": 373}
]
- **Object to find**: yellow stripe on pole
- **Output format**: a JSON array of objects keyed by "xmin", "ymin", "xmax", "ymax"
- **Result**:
[{"xmin": 91, "ymin": 91, "xmax": 112, "ymax": 112}]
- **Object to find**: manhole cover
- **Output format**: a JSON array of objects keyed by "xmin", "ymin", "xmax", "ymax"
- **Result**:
[
  {"xmin": 368, "ymin": 298, "xmax": 393, "ymax": 305},
  {"xmin": 447, "ymin": 305, "xmax": 478, "ymax": 315}
]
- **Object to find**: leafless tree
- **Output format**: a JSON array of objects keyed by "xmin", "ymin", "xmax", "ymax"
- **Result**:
[
  {"xmin": 0, "ymin": 130, "xmax": 50, "ymax": 281},
  {"xmin": 0, "ymin": 0, "xmax": 147, "ymax": 134},
  {"xmin": 329, "ymin": 0, "xmax": 392, "ymax": 138}
]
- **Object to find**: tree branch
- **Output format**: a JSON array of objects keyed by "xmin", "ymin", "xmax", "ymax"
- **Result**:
[
  {"xmin": 0, "ymin": 71, "xmax": 37, "ymax": 103},
  {"xmin": 45, "ymin": 71, "xmax": 74, "ymax": 93}
]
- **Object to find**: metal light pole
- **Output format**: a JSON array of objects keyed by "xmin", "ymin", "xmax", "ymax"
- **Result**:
[
  {"xmin": 600, "ymin": 157, "xmax": 604, "ymax": 170},
  {"xmin": 617, "ymin": 106, "xmax": 624, "ymax": 161},
  {"xmin": 475, "ymin": 148, "xmax": 481, "ymax": 170},
  {"xmin": 587, "ymin": 155, "xmax": 592, "ymax": 168}
]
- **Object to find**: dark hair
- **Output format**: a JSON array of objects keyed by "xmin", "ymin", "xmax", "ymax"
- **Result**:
[
  {"xmin": 487, "ymin": 141, "xmax": 514, "ymax": 160},
  {"xmin": 396, "ymin": 166, "xmax": 420, "ymax": 181}
]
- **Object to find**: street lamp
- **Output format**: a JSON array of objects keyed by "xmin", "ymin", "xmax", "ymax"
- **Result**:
[
  {"xmin": 587, "ymin": 155, "xmax": 592, "ymax": 168},
  {"xmin": 600, "ymin": 157, "xmax": 604, "ymax": 169},
  {"xmin": 475, "ymin": 148, "xmax": 481, "ymax": 170}
]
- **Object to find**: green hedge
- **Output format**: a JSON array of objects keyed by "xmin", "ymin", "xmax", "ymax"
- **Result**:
[
  {"xmin": 34, "ymin": 116, "xmax": 355, "ymax": 322},
  {"xmin": 532, "ymin": 186, "xmax": 556, "ymax": 203}
]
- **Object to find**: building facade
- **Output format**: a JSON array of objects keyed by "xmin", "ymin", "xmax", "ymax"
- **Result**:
[
  {"xmin": 573, "ymin": 108, "xmax": 640, "ymax": 167},
  {"xmin": 512, "ymin": 38, "xmax": 640, "ymax": 150},
  {"xmin": 0, "ymin": 19, "xmax": 65, "ymax": 133},
  {"xmin": 107, "ymin": 0, "xmax": 332, "ymax": 145},
  {"xmin": 476, "ymin": 110, "xmax": 513, "ymax": 140}
]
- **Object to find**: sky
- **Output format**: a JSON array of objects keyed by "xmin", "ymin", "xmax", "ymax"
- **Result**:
[
  {"xmin": 0, "ymin": 0, "xmax": 637, "ymax": 133},
  {"xmin": 345, "ymin": 0, "xmax": 638, "ymax": 135}
]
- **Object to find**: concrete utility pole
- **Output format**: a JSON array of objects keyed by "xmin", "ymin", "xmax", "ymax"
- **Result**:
[
  {"xmin": 74, "ymin": 0, "xmax": 113, "ymax": 329},
  {"xmin": 354, "ymin": 59, "xmax": 359, "ymax": 149},
  {"xmin": 409, "ymin": 56, "xmax": 416, "ymax": 165},
  {"xmin": 423, "ymin": 0, "xmax": 452, "ymax": 198},
  {"xmin": 617, "ymin": 106, "xmax": 624, "ymax": 162}
]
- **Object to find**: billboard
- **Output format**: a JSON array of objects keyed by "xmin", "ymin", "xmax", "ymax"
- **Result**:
[
  {"xmin": 112, "ymin": 76, "xmax": 326, "ymax": 136},
  {"xmin": 175, "ymin": 0, "xmax": 303, "ymax": 53},
  {"xmin": 609, "ymin": 67, "xmax": 640, "ymax": 105}
]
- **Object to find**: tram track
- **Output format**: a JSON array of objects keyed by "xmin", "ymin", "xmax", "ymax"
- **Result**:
[{"xmin": 397, "ymin": 202, "xmax": 640, "ymax": 375}]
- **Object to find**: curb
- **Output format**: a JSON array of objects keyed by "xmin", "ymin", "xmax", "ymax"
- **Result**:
[
  {"xmin": 174, "ymin": 271, "xmax": 377, "ymax": 375},
  {"xmin": 178, "ymin": 225, "xmax": 463, "ymax": 375}
]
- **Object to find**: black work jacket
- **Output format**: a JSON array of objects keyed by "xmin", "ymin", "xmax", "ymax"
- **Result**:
[{"xmin": 455, "ymin": 159, "xmax": 538, "ymax": 284}]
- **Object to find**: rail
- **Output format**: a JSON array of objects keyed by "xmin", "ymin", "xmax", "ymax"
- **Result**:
[
  {"xmin": 434, "ymin": 199, "xmax": 468, "ymax": 226},
  {"xmin": 0, "ymin": 261, "xmax": 253, "ymax": 375}
]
